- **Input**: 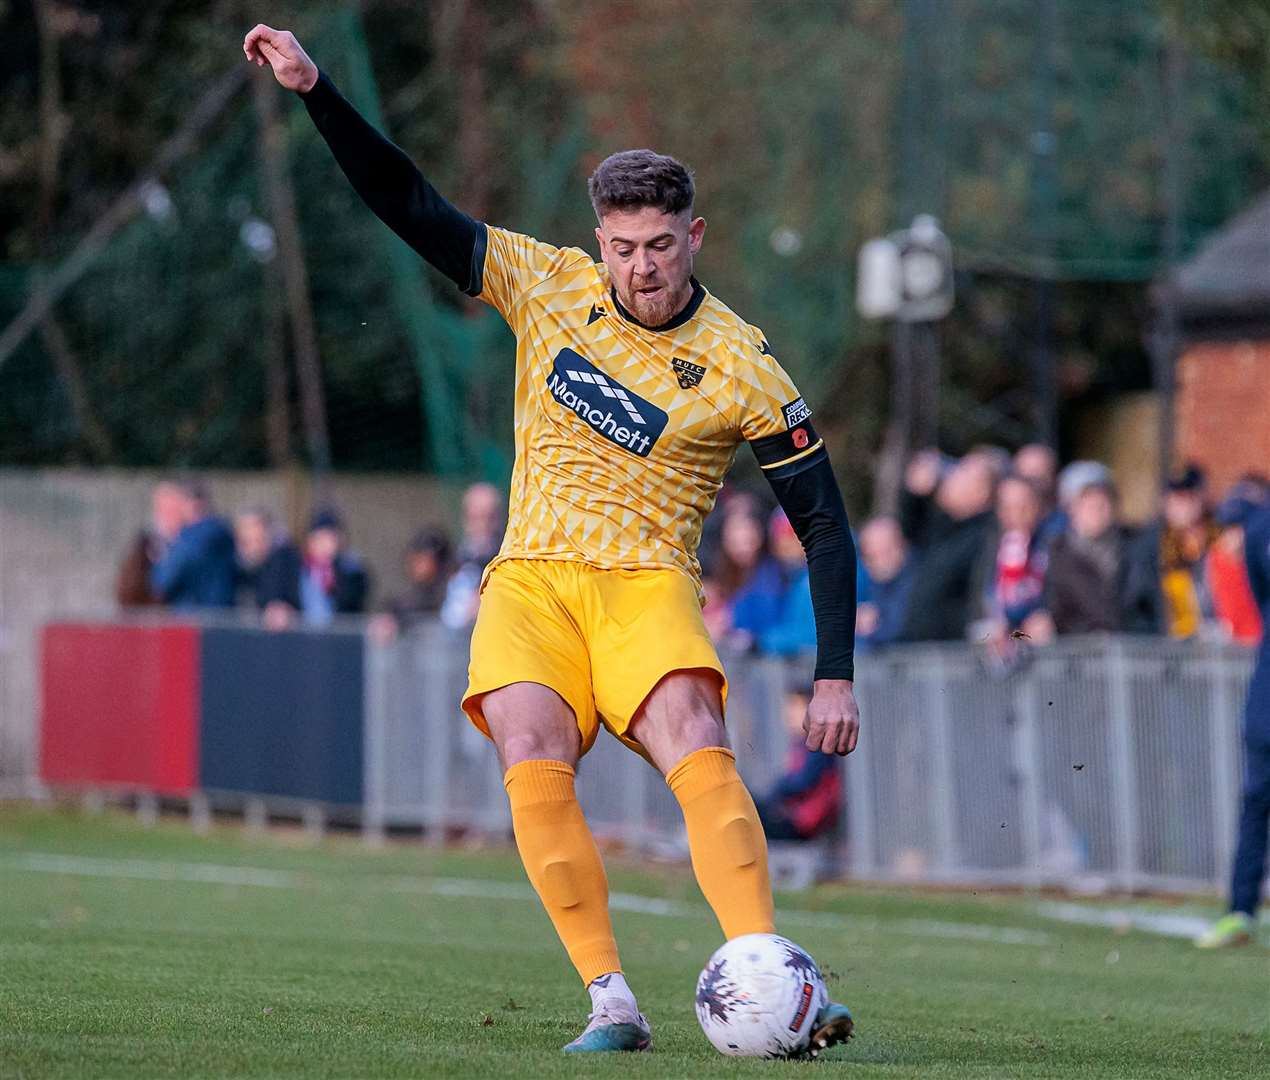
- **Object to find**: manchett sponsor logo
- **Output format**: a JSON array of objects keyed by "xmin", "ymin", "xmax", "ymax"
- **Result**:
[{"xmin": 547, "ymin": 348, "xmax": 668, "ymax": 457}]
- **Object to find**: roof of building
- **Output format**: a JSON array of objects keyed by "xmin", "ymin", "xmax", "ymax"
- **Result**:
[{"xmin": 1159, "ymin": 190, "xmax": 1270, "ymax": 333}]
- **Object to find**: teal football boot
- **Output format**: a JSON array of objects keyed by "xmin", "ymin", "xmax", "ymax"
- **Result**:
[
  {"xmin": 562, "ymin": 1002, "xmax": 652, "ymax": 1053},
  {"xmin": 805, "ymin": 1000, "xmax": 855, "ymax": 1059}
]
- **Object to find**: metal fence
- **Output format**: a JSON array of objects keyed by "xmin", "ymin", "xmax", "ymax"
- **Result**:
[
  {"xmin": 19, "ymin": 604, "xmax": 1249, "ymax": 894},
  {"xmin": 365, "ymin": 629, "xmax": 1254, "ymax": 895}
]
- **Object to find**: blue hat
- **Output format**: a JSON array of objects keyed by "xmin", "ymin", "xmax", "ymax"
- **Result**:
[{"xmin": 309, "ymin": 506, "xmax": 344, "ymax": 533}]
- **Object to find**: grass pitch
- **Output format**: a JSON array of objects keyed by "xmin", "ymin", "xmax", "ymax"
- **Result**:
[{"xmin": 0, "ymin": 806, "xmax": 1265, "ymax": 1079}]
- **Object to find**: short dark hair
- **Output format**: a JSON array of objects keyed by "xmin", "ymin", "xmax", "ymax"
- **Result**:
[{"xmin": 587, "ymin": 150, "xmax": 695, "ymax": 219}]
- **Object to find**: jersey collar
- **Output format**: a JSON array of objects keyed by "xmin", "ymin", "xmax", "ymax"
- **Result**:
[{"xmin": 609, "ymin": 278, "xmax": 706, "ymax": 333}]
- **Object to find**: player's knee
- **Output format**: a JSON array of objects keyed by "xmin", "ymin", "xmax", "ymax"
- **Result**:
[{"xmin": 500, "ymin": 729, "xmax": 575, "ymax": 769}]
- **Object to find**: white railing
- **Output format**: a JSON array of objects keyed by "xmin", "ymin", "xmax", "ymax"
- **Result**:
[{"xmin": 365, "ymin": 628, "xmax": 1254, "ymax": 895}]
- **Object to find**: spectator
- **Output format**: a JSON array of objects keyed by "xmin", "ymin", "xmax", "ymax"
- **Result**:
[
  {"xmin": 115, "ymin": 481, "xmax": 187, "ymax": 607},
  {"xmin": 1195, "ymin": 500, "xmax": 1270, "ymax": 948},
  {"xmin": 718, "ymin": 509, "xmax": 783, "ymax": 646},
  {"xmin": 1014, "ymin": 443, "xmax": 1063, "ymax": 551},
  {"xmin": 374, "ymin": 528, "xmax": 452, "ymax": 638},
  {"xmin": 441, "ymin": 482, "xmax": 504, "ymax": 630},
  {"xmin": 756, "ymin": 681, "xmax": 842, "ymax": 843},
  {"xmin": 1124, "ymin": 464, "xmax": 1219, "ymax": 638},
  {"xmin": 1208, "ymin": 478, "xmax": 1268, "ymax": 645},
  {"xmin": 976, "ymin": 474, "xmax": 1052, "ymax": 643},
  {"xmin": 899, "ymin": 450, "xmax": 998, "ymax": 641},
  {"xmin": 234, "ymin": 507, "xmax": 302, "ymax": 630},
  {"xmin": 149, "ymin": 478, "xmax": 237, "ymax": 609},
  {"xmin": 1045, "ymin": 477, "xmax": 1128, "ymax": 634},
  {"xmin": 300, "ymin": 507, "xmax": 369, "ymax": 626},
  {"xmin": 756, "ymin": 510, "xmax": 817, "ymax": 656},
  {"xmin": 856, "ymin": 516, "xmax": 914, "ymax": 650}
]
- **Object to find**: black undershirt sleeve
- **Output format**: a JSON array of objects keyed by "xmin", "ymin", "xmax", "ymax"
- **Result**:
[
  {"xmin": 299, "ymin": 71, "xmax": 487, "ymax": 296},
  {"xmin": 760, "ymin": 450, "xmax": 858, "ymax": 682}
]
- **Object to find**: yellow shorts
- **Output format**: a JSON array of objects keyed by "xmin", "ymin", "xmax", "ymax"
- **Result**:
[{"xmin": 462, "ymin": 558, "xmax": 728, "ymax": 757}]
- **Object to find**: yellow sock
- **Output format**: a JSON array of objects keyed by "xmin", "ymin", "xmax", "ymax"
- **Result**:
[
  {"xmin": 504, "ymin": 759, "xmax": 622, "ymax": 984},
  {"xmin": 666, "ymin": 746, "xmax": 776, "ymax": 939}
]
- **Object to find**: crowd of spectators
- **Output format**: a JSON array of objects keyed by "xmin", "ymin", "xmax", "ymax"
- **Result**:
[
  {"xmin": 121, "ymin": 454, "xmax": 1267, "ymax": 654},
  {"xmin": 697, "ymin": 446, "xmax": 1267, "ymax": 667},
  {"xmin": 115, "ymin": 478, "xmax": 506, "ymax": 635}
]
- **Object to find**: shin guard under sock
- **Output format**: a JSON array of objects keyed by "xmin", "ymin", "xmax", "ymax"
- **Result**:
[
  {"xmin": 666, "ymin": 746, "xmax": 776, "ymax": 939},
  {"xmin": 504, "ymin": 759, "xmax": 621, "ymax": 984}
]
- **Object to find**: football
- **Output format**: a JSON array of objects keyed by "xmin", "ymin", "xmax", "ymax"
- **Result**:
[{"xmin": 694, "ymin": 933, "xmax": 828, "ymax": 1058}]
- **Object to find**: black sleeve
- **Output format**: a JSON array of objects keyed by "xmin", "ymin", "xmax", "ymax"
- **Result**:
[
  {"xmin": 299, "ymin": 71, "xmax": 487, "ymax": 296},
  {"xmin": 760, "ymin": 447, "xmax": 857, "ymax": 681}
]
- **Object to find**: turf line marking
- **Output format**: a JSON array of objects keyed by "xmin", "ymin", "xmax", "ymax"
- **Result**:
[
  {"xmin": 1034, "ymin": 901, "xmax": 1269, "ymax": 940},
  {"xmin": 3, "ymin": 853, "xmax": 1051, "ymax": 946},
  {"xmin": 3, "ymin": 852, "xmax": 297, "ymax": 888}
]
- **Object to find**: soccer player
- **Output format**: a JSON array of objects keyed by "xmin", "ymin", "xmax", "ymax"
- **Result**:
[{"xmin": 245, "ymin": 24, "xmax": 861, "ymax": 1055}]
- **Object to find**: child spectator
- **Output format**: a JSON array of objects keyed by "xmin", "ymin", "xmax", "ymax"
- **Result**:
[{"xmin": 756, "ymin": 681, "xmax": 842, "ymax": 842}]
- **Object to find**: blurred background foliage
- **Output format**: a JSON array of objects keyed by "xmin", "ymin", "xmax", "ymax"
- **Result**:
[{"xmin": 0, "ymin": 0, "xmax": 1268, "ymax": 509}]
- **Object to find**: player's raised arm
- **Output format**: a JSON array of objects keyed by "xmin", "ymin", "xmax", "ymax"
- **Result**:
[{"xmin": 243, "ymin": 23, "xmax": 485, "ymax": 296}]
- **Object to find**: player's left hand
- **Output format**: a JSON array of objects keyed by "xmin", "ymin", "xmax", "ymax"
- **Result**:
[{"xmin": 803, "ymin": 678, "xmax": 860, "ymax": 756}]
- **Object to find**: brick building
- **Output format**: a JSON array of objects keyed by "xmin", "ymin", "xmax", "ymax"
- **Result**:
[{"xmin": 1159, "ymin": 192, "xmax": 1270, "ymax": 497}]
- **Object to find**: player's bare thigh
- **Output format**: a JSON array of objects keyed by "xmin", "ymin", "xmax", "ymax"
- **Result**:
[
  {"xmin": 628, "ymin": 668, "xmax": 729, "ymax": 776},
  {"xmin": 481, "ymin": 681, "xmax": 583, "ymax": 771}
]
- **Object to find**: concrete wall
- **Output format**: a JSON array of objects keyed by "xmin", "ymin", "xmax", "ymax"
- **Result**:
[{"xmin": 0, "ymin": 468, "xmax": 459, "ymax": 780}]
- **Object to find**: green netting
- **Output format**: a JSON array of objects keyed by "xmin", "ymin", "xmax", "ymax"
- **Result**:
[{"xmin": 0, "ymin": 1, "xmax": 1263, "ymax": 472}]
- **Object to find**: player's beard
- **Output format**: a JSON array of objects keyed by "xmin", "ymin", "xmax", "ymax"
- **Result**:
[{"xmin": 625, "ymin": 267, "xmax": 692, "ymax": 327}]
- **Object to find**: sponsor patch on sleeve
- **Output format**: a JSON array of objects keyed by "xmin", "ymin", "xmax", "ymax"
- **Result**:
[{"xmin": 782, "ymin": 397, "xmax": 812, "ymax": 428}]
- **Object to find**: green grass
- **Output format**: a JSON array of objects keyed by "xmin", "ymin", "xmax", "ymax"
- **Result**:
[{"xmin": 0, "ymin": 806, "xmax": 1265, "ymax": 1079}]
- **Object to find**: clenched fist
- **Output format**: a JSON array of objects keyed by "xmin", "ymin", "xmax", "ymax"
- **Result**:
[{"xmin": 243, "ymin": 24, "xmax": 318, "ymax": 93}]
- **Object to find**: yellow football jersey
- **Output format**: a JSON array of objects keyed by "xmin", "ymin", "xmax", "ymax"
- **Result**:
[{"xmin": 476, "ymin": 225, "xmax": 824, "ymax": 588}]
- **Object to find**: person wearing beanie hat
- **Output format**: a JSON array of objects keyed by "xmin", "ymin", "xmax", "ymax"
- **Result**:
[{"xmin": 300, "ymin": 506, "xmax": 369, "ymax": 625}]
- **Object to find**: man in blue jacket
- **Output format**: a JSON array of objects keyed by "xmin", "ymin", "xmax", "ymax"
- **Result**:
[
  {"xmin": 149, "ymin": 479, "xmax": 237, "ymax": 610},
  {"xmin": 1197, "ymin": 500, "xmax": 1270, "ymax": 947}
]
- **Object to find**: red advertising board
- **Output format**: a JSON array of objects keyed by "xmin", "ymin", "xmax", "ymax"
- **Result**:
[{"xmin": 40, "ymin": 623, "xmax": 200, "ymax": 794}]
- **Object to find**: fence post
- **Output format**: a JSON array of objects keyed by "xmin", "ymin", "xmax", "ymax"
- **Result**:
[
  {"xmin": 927, "ymin": 652, "xmax": 959, "ymax": 876},
  {"xmin": 1012, "ymin": 665, "xmax": 1044, "ymax": 889},
  {"xmin": 847, "ymin": 676, "xmax": 878, "ymax": 880},
  {"xmin": 422, "ymin": 628, "xmax": 453, "ymax": 843},
  {"xmin": 362, "ymin": 635, "xmax": 388, "ymax": 845},
  {"xmin": 1106, "ymin": 639, "xmax": 1140, "ymax": 891}
]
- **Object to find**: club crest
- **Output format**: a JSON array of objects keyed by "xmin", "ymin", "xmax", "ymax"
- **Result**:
[{"xmin": 672, "ymin": 358, "xmax": 706, "ymax": 389}]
